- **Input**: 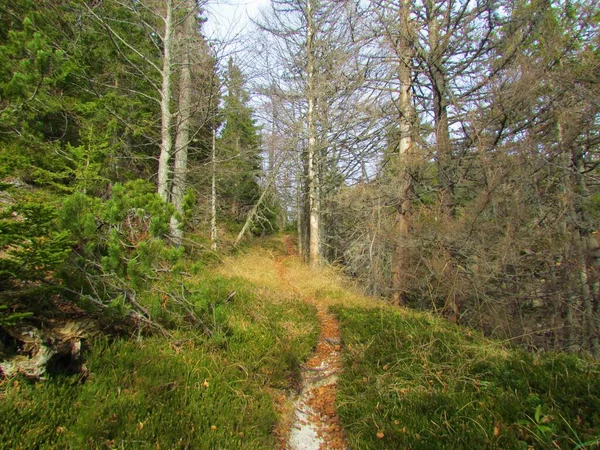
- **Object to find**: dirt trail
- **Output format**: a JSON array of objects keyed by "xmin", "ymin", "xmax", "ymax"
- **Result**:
[
  {"xmin": 277, "ymin": 237, "xmax": 347, "ymax": 450},
  {"xmin": 287, "ymin": 304, "xmax": 346, "ymax": 450},
  {"xmin": 221, "ymin": 236, "xmax": 377, "ymax": 449}
]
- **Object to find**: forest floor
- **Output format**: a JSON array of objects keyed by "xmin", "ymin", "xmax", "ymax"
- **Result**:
[{"xmin": 1, "ymin": 236, "xmax": 600, "ymax": 449}]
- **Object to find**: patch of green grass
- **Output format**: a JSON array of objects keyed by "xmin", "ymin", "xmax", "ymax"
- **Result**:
[
  {"xmin": 333, "ymin": 306, "xmax": 600, "ymax": 450},
  {"xmin": 0, "ymin": 273, "xmax": 319, "ymax": 449}
]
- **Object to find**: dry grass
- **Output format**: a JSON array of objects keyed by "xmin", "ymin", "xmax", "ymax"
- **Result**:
[
  {"xmin": 218, "ymin": 244, "xmax": 380, "ymax": 309},
  {"xmin": 218, "ymin": 239, "xmax": 513, "ymax": 365}
]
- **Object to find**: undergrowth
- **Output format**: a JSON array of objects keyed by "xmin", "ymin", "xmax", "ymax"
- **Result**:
[
  {"xmin": 333, "ymin": 306, "xmax": 600, "ymax": 450},
  {"xmin": 0, "ymin": 269, "xmax": 319, "ymax": 449}
]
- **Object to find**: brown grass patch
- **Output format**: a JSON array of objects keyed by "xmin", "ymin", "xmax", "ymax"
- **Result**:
[{"xmin": 218, "ymin": 246, "xmax": 381, "ymax": 310}]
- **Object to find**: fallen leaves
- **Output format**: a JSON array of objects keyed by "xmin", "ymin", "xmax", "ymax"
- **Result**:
[
  {"xmin": 493, "ymin": 422, "xmax": 501, "ymax": 437},
  {"xmin": 287, "ymin": 304, "xmax": 347, "ymax": 450}
]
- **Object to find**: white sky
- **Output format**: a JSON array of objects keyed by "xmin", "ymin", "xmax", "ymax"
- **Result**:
[{"xmin": 204, "ymin": 0, "xmax": 269, "ymax": 41}]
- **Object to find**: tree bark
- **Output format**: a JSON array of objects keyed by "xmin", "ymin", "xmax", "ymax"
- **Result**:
[
  {"xmin": 306, "ymin": 0, "xmax": 320, "ymax": 267},
  {"xmin": 210, "ymin": 129, "xmax": 218, "ymax": 251},
  {"xmin": 170, "ymin": 0, "xmax": 196, "ymax": 245},
  {"xmin": 157, "ymin": 0, "xmax": 175, "ymax": 202},
  {"xmin": 391, "ymin": 0, "xmax": 414, "ymax": 306},
  {"xmin": 569, "ymin": 126, "xmax": 599, "ymax": 356},
  {"xmin": 427, "ymin": 13, "xmax": 454, "ymax": 216},
  {"xmin": 424, "ymin": 0, "xmax": 454, "ymax": 216}
]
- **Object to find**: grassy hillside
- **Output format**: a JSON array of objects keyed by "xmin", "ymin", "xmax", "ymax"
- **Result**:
[
  {"xmin": 0, "ymin": 263, "xmax": 319, "ymax": 449},
  {"xmin": 334, "ymin": 306, "xmax": 600, "ymax": 449},
  {"xmin": 1, "ymin": 238, "xmax": 599, "ymax": 449}
]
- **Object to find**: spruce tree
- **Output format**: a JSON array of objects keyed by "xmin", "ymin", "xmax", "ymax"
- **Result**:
[{"xmin": 218, "ymin": 58, "xmax": 262, "ymax": 223}]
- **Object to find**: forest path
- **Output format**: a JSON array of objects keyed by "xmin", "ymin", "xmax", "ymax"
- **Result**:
[
  {"xmin": 286, "ymin": 299, "xmax": 345, "ymax": 450},
  {"xmin": 219, "ymin": 236, "xmax": 378, "ymax": 449},
  {"xmin": 276, "ymin": 238, "xmax": 346, "ymax": 450}
]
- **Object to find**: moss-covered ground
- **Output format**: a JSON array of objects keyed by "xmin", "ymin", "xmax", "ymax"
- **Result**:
[
  {"xmin": 0, "ymin": 243, "xmax": 319, "ymax": 449},
  {"xmin": 334, "ymin": 306, "xmax": 600, "ymax": 450}
]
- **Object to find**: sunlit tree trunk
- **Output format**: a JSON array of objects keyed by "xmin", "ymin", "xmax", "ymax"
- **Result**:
[
  {"xmin": 157, "ymin": 0, "xmax": 174, "ymax": 202},
  {"xmin": 306, "ymin": 0, "xmax": 320, "ymax": 266}
]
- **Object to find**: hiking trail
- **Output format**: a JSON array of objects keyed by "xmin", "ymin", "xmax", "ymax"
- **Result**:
[
  {"xmin": 220, "ymin": 236, "xmax": 376, "ymax": 449},
  {"xmin": 277, "ymin": 238, "xmax": 346, "ymax": 449}
]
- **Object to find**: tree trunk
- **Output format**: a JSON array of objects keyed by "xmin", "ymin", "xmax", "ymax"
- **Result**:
[
  {"xmin": 0, "ymin": 322, "xmax": 94, "ymax": 380},
  {"xmin": 427, "ymin": 13, "xmax": 454, "ymax": 216},
  {"xmin": 306, "ymin": 0, "xmax": 320, "ymax": 267},
  {"xmin": 157, "ymin": 0, "xmax": 174, "ymax": 202},
  {"xmin": 170, "ymin": 0, "xmax": 196, "ymax": 245},
  {"xmin": 210, "ymin": 129, "xmax": 218, "ymax": 251},
  {"xmin": 570, "ymin": 132, "xmax": 598, "ymax": 356},
  {"xmin": 391, "ymin": 0, "xmax": 414, "ymax": 306},
  {"xmin": 236, "ymin": 175, "xmax": 272, "ymax": 244}
]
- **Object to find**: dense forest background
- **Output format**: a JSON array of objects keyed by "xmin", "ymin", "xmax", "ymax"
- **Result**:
[{"xmin": 1, "ymin": 0, "xmax": 599, "ymax": 358}]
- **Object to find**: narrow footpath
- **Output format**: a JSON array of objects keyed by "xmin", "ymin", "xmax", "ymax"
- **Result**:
[
  {"xmin": 287, "ymin": 304, "xmax": 346, "ymax": 450},
  {"xmin": 221, "ymin": 237, "xmax": 376, "ymax": 449},
  {"xmin": 277, "ymin": 237, "xmax": 347, "ymax": 450}
]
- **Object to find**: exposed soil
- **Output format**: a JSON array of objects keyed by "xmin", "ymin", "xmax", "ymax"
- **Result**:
[
  {"xmin": 276, "ymin": 236, "xmax": 347, "ymax": 450},
  {"xmin": 287, "ymin": 304, "xmax": 346, "ymax": 450}
]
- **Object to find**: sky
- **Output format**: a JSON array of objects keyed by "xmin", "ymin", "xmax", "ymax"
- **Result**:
[{"xmin": 204, "ymin": 0, "xmax": 269, "ymax": 41}]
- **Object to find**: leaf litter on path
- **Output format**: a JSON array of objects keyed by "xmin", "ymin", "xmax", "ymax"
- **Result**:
[{"xmin": 288, "ymin": 304, "xmax": 346, "ymax": 450}]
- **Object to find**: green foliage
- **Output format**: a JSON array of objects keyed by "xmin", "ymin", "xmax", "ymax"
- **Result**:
[
  {"xmin": 0, "ymin": 201, "xmax": 71, "ymax": 285},
  {"xmin": 0, "ymin": 181, "xmax": 177, "ymax": 323},
  {"xmin": 333, "ymin": 306, "xmax": 600, "ymax": 450},
  {"xmin": 217, "ymin": 59, "xmax": 263, "ymax": 222},
  {"xmin": 0, "ymin": 0, "xmax": 161, "ymax": 190},
  {"xmin": 60, "ymin": 192, "xmax": 100, "ymax": 243},
  {"xmin": 0, "ymin": 197, "xmax": 71, "ymax": 325},
  {"xmin": 583, "ymin": 193, "xmax": 600, "ymax": 223},
  {"xmin": 182, "ymin": 188, "xmax": 198, "ymax": 227},
  {"xmin": 0, "ymin": 0, "xmax": 215, "ymax": 323},
  {"xmin": 60, "ymin": 180, "xmax": 177, "ymax": 299},
  {"xmin": 0, "ymin": 305, "xmax": 33, "ymax": 327},
  {"xmin": 102, "ymin": 180, "xmax": 173, "ymax": 237}
]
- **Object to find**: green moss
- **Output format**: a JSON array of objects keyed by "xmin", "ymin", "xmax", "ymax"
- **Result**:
[
  {"xmin": 0, "ymin": 272, "xmax": 319, "ymax": 449},
  {"xmin": 333, "ymin": 306, "xmax": 600, "ymax": 450}
]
